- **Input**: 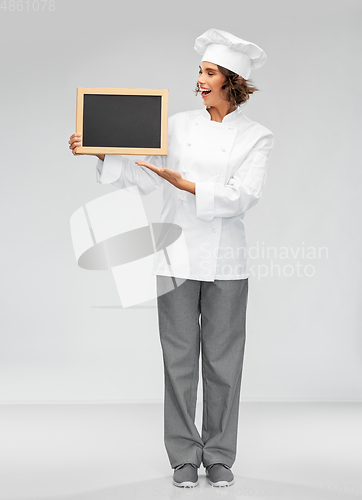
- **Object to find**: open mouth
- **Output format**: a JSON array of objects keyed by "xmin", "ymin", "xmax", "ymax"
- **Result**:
[{"xmin": 201, "ymin": 89, "xmax": 212, "ymax": 98}]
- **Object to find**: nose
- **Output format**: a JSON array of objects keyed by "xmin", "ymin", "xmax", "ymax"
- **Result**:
[{"xmin": 197, "ymin": 74, "xmax": 204, "ymax": 85}]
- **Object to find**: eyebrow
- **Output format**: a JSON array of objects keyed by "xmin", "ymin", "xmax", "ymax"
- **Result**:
[{"xmin": 199, "ymin": 65, "xmax": 218, "ymax": 72}]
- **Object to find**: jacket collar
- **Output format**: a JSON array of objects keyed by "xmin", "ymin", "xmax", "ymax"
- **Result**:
[{"xmin": 200, "ymin": 106, "xmax": 242, "ymax": 124}]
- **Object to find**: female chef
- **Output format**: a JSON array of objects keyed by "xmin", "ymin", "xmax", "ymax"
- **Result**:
[{"xmin": 69, "ymin": 28, "xmax": 274, "ymax": 488}]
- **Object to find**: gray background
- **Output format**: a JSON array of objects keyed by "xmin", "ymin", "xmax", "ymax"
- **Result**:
[{"xmin": 0, "ymin": 0, "xmax": 361, "ymax": 402}]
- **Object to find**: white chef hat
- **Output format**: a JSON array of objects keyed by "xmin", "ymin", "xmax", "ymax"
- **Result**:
[{"xmin": 194, "ymin": 28, "xmax": 267, "ymax": 79}]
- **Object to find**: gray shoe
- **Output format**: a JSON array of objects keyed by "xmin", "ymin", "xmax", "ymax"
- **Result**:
[
  {"xmin": 173, "ymin": 463, "xmax": 199, "ymax": 488},
  {"xmin": 206, "ymin": 463, "xmax": 234, "ymax": 487}
]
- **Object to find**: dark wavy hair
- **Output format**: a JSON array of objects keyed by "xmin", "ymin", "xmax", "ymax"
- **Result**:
[{"xmin": 195, "ymin": 64, "xmax": 259, "ymax": 107}]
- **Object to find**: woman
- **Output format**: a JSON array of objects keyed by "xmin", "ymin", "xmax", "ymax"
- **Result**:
[{"xmin": 69, "ymin": 28, "xmax": 274, "ymax": 488}]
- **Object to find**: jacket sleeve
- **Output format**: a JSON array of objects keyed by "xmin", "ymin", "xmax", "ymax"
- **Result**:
[
  {"xmin": 195, "ymin": 132, "xmax": 275, "ymax": 221},
  {"xmin": 95, "ymin": 154, "xmax": 165, "ymax": 196}
]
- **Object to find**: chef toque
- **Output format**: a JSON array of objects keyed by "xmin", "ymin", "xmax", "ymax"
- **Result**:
[{"xmin": 194, "ymin": 28, "xmax": 267, "ymax": 79}]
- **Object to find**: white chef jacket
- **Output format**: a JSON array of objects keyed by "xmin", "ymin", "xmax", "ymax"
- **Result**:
[{"xmin": 95, "ymin": 106, "xmax": 274, "ymax": 282}]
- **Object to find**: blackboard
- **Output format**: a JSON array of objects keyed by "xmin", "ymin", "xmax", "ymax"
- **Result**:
[{"xmin": 76, "ymin": 87, "xmax": 168, "ymax": 155}]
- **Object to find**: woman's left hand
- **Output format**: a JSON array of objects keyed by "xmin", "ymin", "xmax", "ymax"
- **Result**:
[{"xmin": 135, "ymin": 161, "xmax": 183, "ymax": 189}]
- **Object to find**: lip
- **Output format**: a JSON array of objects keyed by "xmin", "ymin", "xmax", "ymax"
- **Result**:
[{"xmin": 200, "ymin": 88, "xmax": 212, "ymax": 99}]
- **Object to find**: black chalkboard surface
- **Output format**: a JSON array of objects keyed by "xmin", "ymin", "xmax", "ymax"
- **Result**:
[{"xmin": 76, "ymin": 88, "xmax": 168, "ymax": 155}]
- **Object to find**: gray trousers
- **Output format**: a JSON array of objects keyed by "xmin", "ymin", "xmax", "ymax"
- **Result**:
[{"xmin": 156, "ymin": 276, "xmax": 249, "ymax": 470}]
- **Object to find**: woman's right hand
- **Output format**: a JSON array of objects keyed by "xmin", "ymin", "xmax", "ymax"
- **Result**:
[
  {"xmin": 68, "ymin": 133, "xmax": 105, "ymax": 160},
  {"xmin": 68, "ymin": 133, "xmax": 82, "ymax": 156}
]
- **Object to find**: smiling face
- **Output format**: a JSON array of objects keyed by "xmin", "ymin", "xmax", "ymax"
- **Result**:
[{"xmin": 197, "ymin": 61, "xmax": 228, "ymax": 107}]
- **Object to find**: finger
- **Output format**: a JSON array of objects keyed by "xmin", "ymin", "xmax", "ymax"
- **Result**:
[
  {"xmin": 69, "ymin": 141, "xmax": 81, "ymax": 150},
  {"xmin": 69, "ymin": 133, "xmax": 82, "ymax": 144},
  {"xmin": 135, "ymin": 161, "xmax": 162, "ymax": 174},
  {"xmin": 136, "ymin": 161, "xmax": 157, "ymax": 167},
  {"xmin": 135, "ymin": 161, "xmax": 154, "ymax": 168}
]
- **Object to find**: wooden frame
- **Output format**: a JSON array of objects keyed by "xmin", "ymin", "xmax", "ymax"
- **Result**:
[{"xmin": 76, "ymin": 87, "xmax": 169, "ymax": 155}]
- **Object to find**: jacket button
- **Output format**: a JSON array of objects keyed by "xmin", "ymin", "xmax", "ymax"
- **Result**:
[
  {"xmin": 221, "ymin": 148, "xmax": 226, "ymax": 152},
  {"xmin": 229, "ymin": 127, "xmax": 233, "ymax": 130},
  {"xmin": 187, "ymin": 142, "xmax": 191, "ymax": 146},
  {"xmin": 216, "ymin": 173, "xmax": 220, "ymax": 178},
  {"xmin": 212, "ymin": 228, "xmax": 216, "ymax": 233},
  {"xmin": 195, "ymin": 122, "xmax": 199, "ymax": 126}
]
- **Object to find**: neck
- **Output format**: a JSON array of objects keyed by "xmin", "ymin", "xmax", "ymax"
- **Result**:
[{"xmin": 207, "ymin": 102, "xmax": 237, "ymax": 123}]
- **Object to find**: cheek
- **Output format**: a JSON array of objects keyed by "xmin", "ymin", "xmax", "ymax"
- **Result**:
[
  {"xmin": 217, "ymin": 78, "xmax": 226, "ymax": 93},
  {"xmin": 216, "ymin": 83, "xmax": 226, "ymax": 96}
]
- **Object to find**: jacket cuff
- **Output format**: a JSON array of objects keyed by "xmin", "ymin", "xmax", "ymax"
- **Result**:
[
  {"xmin": 195, "ymin": 181, "xmax": 214, "ymax": 221},
  {"xmin": 96, "ymin": 155, "xmax": 122, "ymax": 184}
]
